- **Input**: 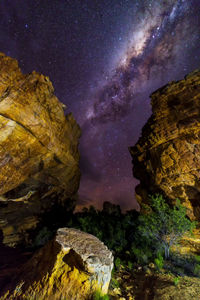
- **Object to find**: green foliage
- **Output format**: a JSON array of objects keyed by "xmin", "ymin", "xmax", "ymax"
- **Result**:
[
  {"xmin": 114, "ymin": 257, "xmax": 122, "ymax": 269},
  {"xmin": 64, "ymin": 203, "xmax": 139, "ymax": 261},
  {"xmin": 131, "ymin": 246, "xmax": 152, "ymax": 264},
  {"xmin": 195, "ymin": 255, "xmax": 200, "ymax": 263},
  {"xmin": 173, "ymin": 276, "xmax": 180, "ymax": 286},
  {"xmin": 111, "ymin": 277, "xmax": 120, "ymax": 288},
  {"xmin": 164, "ymin": 252, "xmax": 200, "ymax": 277},
  {"xmin": 136, "ymin": 194, "xmax": 196, "ymax": 259},
  {"xmin": 93, "ymin": 291, "xmax": 109, "ymax": 300},
  {"xmin": 63, "ymin": 196, "xmax": 196, "ymax": 279},
  {"xmin": 194, "ymin": 264, "xmax": 200, "ymax": 276},
  {"xmin": 127, "ymin": 260, "xmax": 133, "ymax": 270},
  {"xmin": 154, "ymin": 252, "xmax": 164, "ymax": 270}
]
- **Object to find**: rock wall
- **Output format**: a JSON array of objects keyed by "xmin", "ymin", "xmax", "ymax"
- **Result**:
[
  {"xmin": 0, "ymin": 228, "xmax": 113, "ymax": 300},
  {"xmin": 130, "ymin": 70, "xmax": 200, "ymax": 220},
  {"xmin": 0, "ymin": 53, "xmax": 81, "ymax": 246}
]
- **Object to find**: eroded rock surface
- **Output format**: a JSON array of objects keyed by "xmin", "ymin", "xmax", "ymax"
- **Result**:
[
  {"xmin": 0, "ymin": 53, "xmax": 81, "ymax": 246},
  {"xmin": 0, "ymin": 228, "xmax": 113, "ymax": 300},
  {"xmin": 57, "ymin": 228, "xmax": 114, "ymax": 292},
  {"xmin": 130, "ymin": 70, "xmax": 200, "ymax": 220}
]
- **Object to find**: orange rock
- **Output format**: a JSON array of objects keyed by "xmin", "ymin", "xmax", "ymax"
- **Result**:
[
  {"xmin": 0, "ymin": 53, "xmax": 81, "ymax": 246},
  {"xmin": 0, "ymin": 228, "xmax": 113, "ymax": 300},
  {"xmin": 130, "ymin": 70, "xmax": 200, "ymax": 220}
]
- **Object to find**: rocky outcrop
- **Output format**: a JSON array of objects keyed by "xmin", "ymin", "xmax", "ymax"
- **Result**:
[
  {"xmin": 0, "ymin": 228, "xmax": 113, "ymax": 300},
  {"xmin": 57, "ymin": 228, "xmax": 114, "ymax": 293},
  {"xmin": 0, "ymin": 53, "xmax": 81, "ymax": 246},
  {"xmin": 130, "ymin": 70, "xmax": 200, "ymax": 220}
]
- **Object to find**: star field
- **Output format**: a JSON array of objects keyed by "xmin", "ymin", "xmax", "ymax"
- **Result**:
[{"xmin": 0, "ymin": 0, "xmax": 199, "ymax": 210}]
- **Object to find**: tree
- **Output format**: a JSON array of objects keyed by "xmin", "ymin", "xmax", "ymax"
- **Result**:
[{"xmin": 136, "ymin": 194, "xmax": 196, "ymax": 259}]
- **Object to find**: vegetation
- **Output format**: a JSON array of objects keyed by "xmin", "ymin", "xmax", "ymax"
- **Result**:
[
  {"xmin": 135, "ymin": 194, "xmax": 196, "ymax": 259},
  {"xmin": 65, "ymin": 201, "xmax": 139, "ymax": 260},
  {"xmin": 92, "ymin": 291, "xmax": 109, "ymax": 300},
  {"xmin": 154, "ymin": 252, "xmax": 164, "ymax": 270},
  {"xmin": 173, "ymin": 276, "xmax": 180, "ymax": 286},
  {"xmin": 35, "ymin": 194, "xmax": 198, "ymax": 282}
]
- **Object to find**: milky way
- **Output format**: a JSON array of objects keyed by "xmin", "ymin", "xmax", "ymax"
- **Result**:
[
  {"xmin": 86, "ymin": 0, "xmax": 198, "ymax": 124},
  {"xmin": 79, "ymin": 0, "xmax": 200, "ymax": 210},
  {"xmin": 0, "ymin": 0, "xmax": 199, "ymax": 210}
]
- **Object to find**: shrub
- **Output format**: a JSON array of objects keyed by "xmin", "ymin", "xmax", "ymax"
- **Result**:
[
  {"xmin": 194, "ymin": 264, "xmax": 200, "ymax": 277},
  {"xmin": 136, "ymin": 194, "xmax": 196, "ymax": 259},
  {"xmin": 111, "ymin": 277, "xmax": 120, "ymax": 288},
  {"xmin": 114, "ymin": 257, "xmax": 122, "ymax": 269},
  {"xmin": 127, "ymin": 261, "xmax": 133, "ymax": 270},
  {"xmin": 64, "ymin": 203, "xmax": 139, "ymax": 262},
  {"xmin": 173, "ymin": 276, "xmax": 180, "ymax": 286},
  {"xmin": 93, "ymin": 291, "xmax": 109, "ymax": 300},
  {"xmin": 195, "ymin": 255, "xmax": 200, "ymax": 263},
  {"xmin": 154, "ymin": 253, "xmax": 164, "ymax": 270},
  {"xmin": 131, "ymin": 246, "xmax": 152, "ymax": 265}
]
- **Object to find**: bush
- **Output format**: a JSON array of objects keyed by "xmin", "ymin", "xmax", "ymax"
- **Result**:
[
  {"xmin": 194, "ymin": 264, "xmax": 200, "ymax": 277},
  {"xmin": 154, "ymin": 253, "xmax": 164, "ymax": 270},
  {"xmin": 127, "ymin": 261, "xmax": 133, "ymax": 270},
  {"xmin": 136, "ymin": 194, "xmax": 196, "ymax": 259},
  {"xmin": 195, "ymin": 255, "xmax": 200, "ymax": 263},
  {"xmin": 131, "ymin": 246, "xmax": 152, "ymax": 265},
  {"xmin": 114, "ymin": 257, "xmax": 122, "ymax": 269},
  {"xmin": 93, "ymin": 291, "xmax": 109, "ymax": 300},
  {"xmin": 111, "ymin": 277, "xmax": 120, "ymax": 288},
  {"xmin": 173, "ymin": 276, "xmax": 180, "ymax": 286},
  {"xmin": 64, "ymin": 203, "xmax": 139, "ymax": 262}
]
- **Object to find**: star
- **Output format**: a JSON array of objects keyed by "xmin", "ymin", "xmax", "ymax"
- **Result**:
[{"xmin": 0, "ymin": 0, "xmax": 199, "ymax": 211}]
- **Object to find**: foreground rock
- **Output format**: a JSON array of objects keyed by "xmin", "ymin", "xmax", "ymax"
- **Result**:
[
  {"xmin": 130, "ymin": 70, "xmax": 200, "ymax": 220},
  {"xmin": 0, "ymin": 53, "xmax": 81, "ymax": 246},
  {"xmin": 0, "ymin": 228, "xmax": 113, "ymax": 300}
]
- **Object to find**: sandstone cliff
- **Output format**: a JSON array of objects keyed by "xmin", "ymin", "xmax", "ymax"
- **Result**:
[
  {"xmin": 0, "ymin": 53, "xmax": 81, "ymax": 246},
  {"xmin": 130, "ymin": 70, "xmax": 200, "ymax": 220},
  {"xmin": 0, "ymin": 228, "xmax": 113, "ymax": 300}
]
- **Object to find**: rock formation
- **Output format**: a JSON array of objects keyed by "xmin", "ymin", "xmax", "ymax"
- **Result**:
[
  {"xmin": 0, "ymin": 228, "xmax": 114, "ymax": 300},
  {"xmin": 0, "ymin": 53, "xmax": 81, "ymax": 246},
  {"xmin": 130, "ymin": 70, "xmax": 200, "ymax": 220}
]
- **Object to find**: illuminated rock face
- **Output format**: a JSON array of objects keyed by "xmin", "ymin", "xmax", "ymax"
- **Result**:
[
  {"xmin": 0, "ymin": 53, "xmax": 81, "ymax": 246},
  {"xmin": 0, "ymin": 228, "xmax": 113, "ymax": 300},
  {"xmin": 56, "ymin": 228, "xmax": 114, "ymax": 293},
  {"xmin": 130, "ymin": 70, "xmax": 200, "ymax": 220}
]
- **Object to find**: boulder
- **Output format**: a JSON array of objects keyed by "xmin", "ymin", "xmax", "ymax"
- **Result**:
[
  {"xmin": 130, "ymin": 70, "xmax": 200, "ymax": 220},
  {"xmin": 0, "ymin": 228, "xmax": 114, "ymax": 300},
  {"xmin": 0, "ymin": 53, "xmax": 81, "ymax": 246}
]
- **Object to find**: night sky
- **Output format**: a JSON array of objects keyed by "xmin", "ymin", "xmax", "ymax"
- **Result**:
[{"xmin": 0, "ymin": 0, "xmax": 199, "ymax": 210}]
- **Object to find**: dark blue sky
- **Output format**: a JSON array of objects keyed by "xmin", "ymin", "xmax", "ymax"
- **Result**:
[{"xmin": 0, "ymin": 0, "xmax": 199, "ymax": 210}]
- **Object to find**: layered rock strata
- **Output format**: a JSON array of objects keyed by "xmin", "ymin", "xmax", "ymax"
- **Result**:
[
  {"xmin": 0, "ymin": 53, "xmax": 81, "ymax": 246},
  {"xmin": 0, "ymin": 228, "xmax": 113, "ymax": 300},
  {"xmin": 130, "ymin": 70, "xmax": 200, "ymax": 220}
]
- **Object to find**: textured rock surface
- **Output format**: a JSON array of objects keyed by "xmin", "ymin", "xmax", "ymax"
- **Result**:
[
  {"xmin": 0, "ymin": 53, "xmax": 81, "ymax": 246},
  {"xmin": 0, "ymin": 228, "xmax": 113, "ymax": 300},
  {"xmin": 130, "ymin": 70, "xmax": 200, "ymax": 220},
  {"xmin": 171, "ymin": 228, "xmax": 200, "ymax": 255},
  {"xmin": 56, "ymin": 228, "xmax": 114, "ymax": 293}
]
